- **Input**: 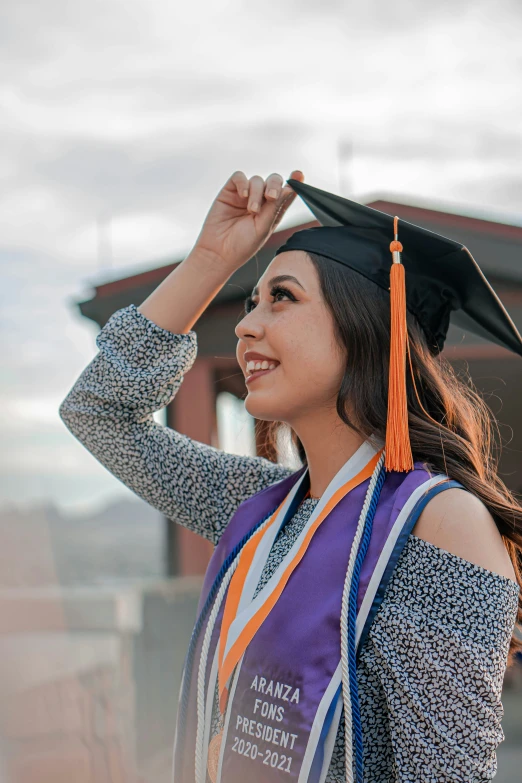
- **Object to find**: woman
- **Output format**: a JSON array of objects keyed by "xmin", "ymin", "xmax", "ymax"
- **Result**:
[{"xmin": 59, "ymin": 170, "xmax": 521, "ymax": 783}]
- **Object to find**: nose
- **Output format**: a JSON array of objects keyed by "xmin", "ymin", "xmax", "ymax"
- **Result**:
[{"xmin": 235, "ymin": 309, "xmax": 264, "ymax": 341}]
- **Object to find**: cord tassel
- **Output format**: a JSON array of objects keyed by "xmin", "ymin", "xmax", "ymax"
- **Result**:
[{"xmin": 385, "ymin": 217, "xmax": 414, "ymax": 472}]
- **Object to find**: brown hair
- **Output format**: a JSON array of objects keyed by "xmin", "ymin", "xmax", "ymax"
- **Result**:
[{"xmin": 260, "ymin": 251, "xmax": 522, "ymax": 663}]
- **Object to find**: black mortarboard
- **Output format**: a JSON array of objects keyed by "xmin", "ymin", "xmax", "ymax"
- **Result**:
[
  {"xmin": 274, "ymin": 179, "xmax": 522, "ymax": 473},
  {"xmin": 275, "ymin": 179, "xmax": 522, "ymax": 357}
]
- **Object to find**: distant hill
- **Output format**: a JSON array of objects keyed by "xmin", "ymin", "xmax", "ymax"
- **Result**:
[{"xmin": 0, "ymin": 498, "xmax": 164, "ymax": 586}]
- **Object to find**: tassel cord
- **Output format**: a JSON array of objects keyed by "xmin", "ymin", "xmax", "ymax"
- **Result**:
[{"xmin": 385, "ymin": 219, "xmax": 414, "ymax": 472}]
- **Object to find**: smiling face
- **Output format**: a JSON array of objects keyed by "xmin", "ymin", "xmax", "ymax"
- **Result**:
[{"xmin": 235, "ymin": 250, "xmax": 347, "ymax": 424}]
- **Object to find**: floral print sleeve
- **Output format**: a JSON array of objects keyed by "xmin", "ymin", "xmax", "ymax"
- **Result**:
[{"xmin": 59, "ymin": 304, "xmax": 293, "ymax": 545}]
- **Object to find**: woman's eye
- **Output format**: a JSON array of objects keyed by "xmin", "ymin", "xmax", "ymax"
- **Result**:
[
  {"xmin": 244, "ymin": 286, "xmax": 293, "ymax": 314},
  {"xmin": 273, "ymin": 287, "xmax": 291, "ymax": 303}
]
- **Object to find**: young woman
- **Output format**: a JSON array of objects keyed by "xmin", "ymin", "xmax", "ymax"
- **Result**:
[{"xmin": 59, "ymin": 170, "xmax": 521, "ymax": 783}]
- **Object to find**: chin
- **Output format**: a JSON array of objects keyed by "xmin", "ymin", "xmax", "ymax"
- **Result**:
[{"xmin": 244, "ymin": 395, "xmax": 284, "ymax": 422}]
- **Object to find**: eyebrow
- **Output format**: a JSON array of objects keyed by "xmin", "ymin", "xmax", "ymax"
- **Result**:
[{"xmin": 250, "ymin": 274, "xmax": 306, "ymax": 299}]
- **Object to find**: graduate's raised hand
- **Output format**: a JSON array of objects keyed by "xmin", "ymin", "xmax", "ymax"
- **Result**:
[{"xmin": 193, "ymin": 170, "xmax": 305, "ymax": 271}]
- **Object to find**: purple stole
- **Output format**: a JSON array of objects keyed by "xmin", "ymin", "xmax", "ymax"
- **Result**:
[{"xmin": 172, "ymin": 440, "xmax": 461, "ymax": 783}]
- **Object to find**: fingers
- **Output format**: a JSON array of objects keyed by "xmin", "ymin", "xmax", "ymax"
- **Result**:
[
  {"xmin": 289, "ymin": 169, "xmax": 305, "ymax": 185},
  {"xmin": 247, "ymin": 175, "xmax": 266, "ymax": 214},
  {"xmin": 229, "ymin": 170, "xmax": 304, "ymax": 214},
  {"xmin": 267, "ymin": 171, "xmax": 303, "ymax": 227},
  {"xmin": 230, "ymin": 171, "xmax": 250, "ymax": 199},
  {"xmin": 280, "ymin": 169, "xmax": 304, "ymax": 198},
  {"xmin": 263, "ymin": 173, "xmax": 284, "ymax": 201},
  {"xmin": 270, "ymin": 193, "xmax": 296, "ymax": 230}
]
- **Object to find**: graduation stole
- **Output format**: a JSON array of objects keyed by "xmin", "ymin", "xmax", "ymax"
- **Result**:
[{"xmin": 172, "ymin": 438, "xmax": 462, "ymax": 783}]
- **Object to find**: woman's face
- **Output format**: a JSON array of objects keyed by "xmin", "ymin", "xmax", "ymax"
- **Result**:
[{"xmin": 235, "ymin": 250, "xmax": 346, "ymax": 424}]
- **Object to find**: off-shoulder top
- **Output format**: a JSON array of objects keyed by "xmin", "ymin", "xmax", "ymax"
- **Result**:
[{"xmin": 59, "ymin": 304, "xmax": 520, "ymax": 782}]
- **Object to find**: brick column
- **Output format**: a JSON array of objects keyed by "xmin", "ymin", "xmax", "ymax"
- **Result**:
[{"xmin": 167, "ymin": 357, "xmax": 215, "ymax": 577}]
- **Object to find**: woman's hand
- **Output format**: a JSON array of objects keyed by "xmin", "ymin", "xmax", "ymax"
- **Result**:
[{"xmin": 193, "ymin": 169, "xmax": 305, "ymax": 271}]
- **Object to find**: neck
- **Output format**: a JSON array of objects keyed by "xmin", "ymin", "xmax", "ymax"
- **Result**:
[{"xmin": 291, "ymin": 407, "xmax": 368, "ymax": 499}]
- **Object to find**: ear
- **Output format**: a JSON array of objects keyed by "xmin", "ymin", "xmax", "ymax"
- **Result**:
[{"xmin": 412, "ymin": 487, "xmax": 517, "ymax": 583}]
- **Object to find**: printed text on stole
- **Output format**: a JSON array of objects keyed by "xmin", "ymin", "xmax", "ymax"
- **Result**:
[{"xmin": 230, "ymin": 674, "xmax": 301, "ymax": 774}]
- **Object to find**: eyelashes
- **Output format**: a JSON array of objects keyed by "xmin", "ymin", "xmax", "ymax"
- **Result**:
[{"xmin": 244, "ymin": 285, "xmax": 296, "ymax": 314}]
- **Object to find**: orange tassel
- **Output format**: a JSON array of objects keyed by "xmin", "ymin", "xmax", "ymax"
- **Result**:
[{"xmin": 385, "ymin": 217, "xmax": 414, "ymax": 472}]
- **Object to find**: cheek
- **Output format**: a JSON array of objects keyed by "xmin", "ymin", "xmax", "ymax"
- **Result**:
[
  {"xmin": 284, "ymin": 317, "xmax": 342, "ymax": 379},
  {"xmin": 287, "ymin": 355, "xmax": 341, "ymax": 398},
  {"xmin": 278, "ymin": 341, "xmax": 343, "ymax": 401}
]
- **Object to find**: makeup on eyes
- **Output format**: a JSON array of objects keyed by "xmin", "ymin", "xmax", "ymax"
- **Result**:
[{"xmin": 244, "ymin": 284, "xmax": 296, "ymax": 314}]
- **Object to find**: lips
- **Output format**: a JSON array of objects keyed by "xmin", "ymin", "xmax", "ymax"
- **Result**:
[
  {"xmin": 245, "ymin": 364, "xmax": 279, "ymax": 385},
  {"xmin": 244, "ymin": 353, "xmax": 279, "ymax": 366}
]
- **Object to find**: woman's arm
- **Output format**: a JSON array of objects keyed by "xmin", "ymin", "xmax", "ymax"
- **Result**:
[
  {"xmin": 60, "ymin": 171, "xmax": 305, "ymax": 544},
  {"xmin": 364, "ymin": 534, "xmax": 520, "ymax": 781},
  {"xmin": 59, "ymin": 299, "xmax": 293, "ymax": 546},
  {"xmin": 137, "ymin": 244, "xmax": 238, "ymax": 334}
]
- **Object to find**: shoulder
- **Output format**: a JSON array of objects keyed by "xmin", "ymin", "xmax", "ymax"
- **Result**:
[{"xmin": 412, "ymin": 486, "xmax": 518, "ymax": 583}]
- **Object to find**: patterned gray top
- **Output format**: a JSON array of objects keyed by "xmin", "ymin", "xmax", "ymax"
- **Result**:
[{"xmin": 59, "ymin": 304, "xmax": 520, "ymax": 782}]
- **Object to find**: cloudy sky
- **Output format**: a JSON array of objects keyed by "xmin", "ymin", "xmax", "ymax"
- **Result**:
[{"xmin": 1, "ymin": 0, "xmax": 522, "ymax": 514}]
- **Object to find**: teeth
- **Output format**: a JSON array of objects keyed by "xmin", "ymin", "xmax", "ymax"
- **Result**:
[{"xmin": 246, "ymin": 360, "xmax": 278, "ymax": 375}]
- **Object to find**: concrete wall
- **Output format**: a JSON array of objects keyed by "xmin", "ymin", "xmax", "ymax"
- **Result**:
[{"xmin": 0, "ymin": 579, "xmax": 202, "ymax": 783}]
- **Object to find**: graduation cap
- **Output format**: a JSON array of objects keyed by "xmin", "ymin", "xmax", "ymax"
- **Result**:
[{"xmin": 274, "ymin": 179, "xmax": 522, "ymax": 473}]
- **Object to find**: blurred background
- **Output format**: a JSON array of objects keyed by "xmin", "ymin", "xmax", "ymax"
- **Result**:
[{"xmin": 1, "ymin": 0, "xmax": 522, "ymax": 781}]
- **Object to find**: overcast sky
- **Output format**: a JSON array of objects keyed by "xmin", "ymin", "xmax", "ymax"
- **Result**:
[{"xmin": 1, "ymin": 0, "xmax": 522, "ymax": 514}]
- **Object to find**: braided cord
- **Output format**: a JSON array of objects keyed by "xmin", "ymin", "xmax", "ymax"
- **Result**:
[
  {"xmin": 195, "ymin": 553, "xmax": 238, "ymax": 783},
  {"xmin": 347, "ymin": 460, "xmax": 386, "ymax": 783},
  {"xmin": 340, "ymin": 452, "xmax": 386, "ymax": 783},
  {"xmin": 194, "ymin": 513, "xmax": 275, "ymax": 782},
  {"xmin": 173, "ymin": 504, "xmax": 280, "ymax": 783}
]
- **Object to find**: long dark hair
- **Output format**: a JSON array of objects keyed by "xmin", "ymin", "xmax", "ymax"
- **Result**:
[{"xmin": 259, "ymin": 250, "xmax": 522, "ymax": 663}]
